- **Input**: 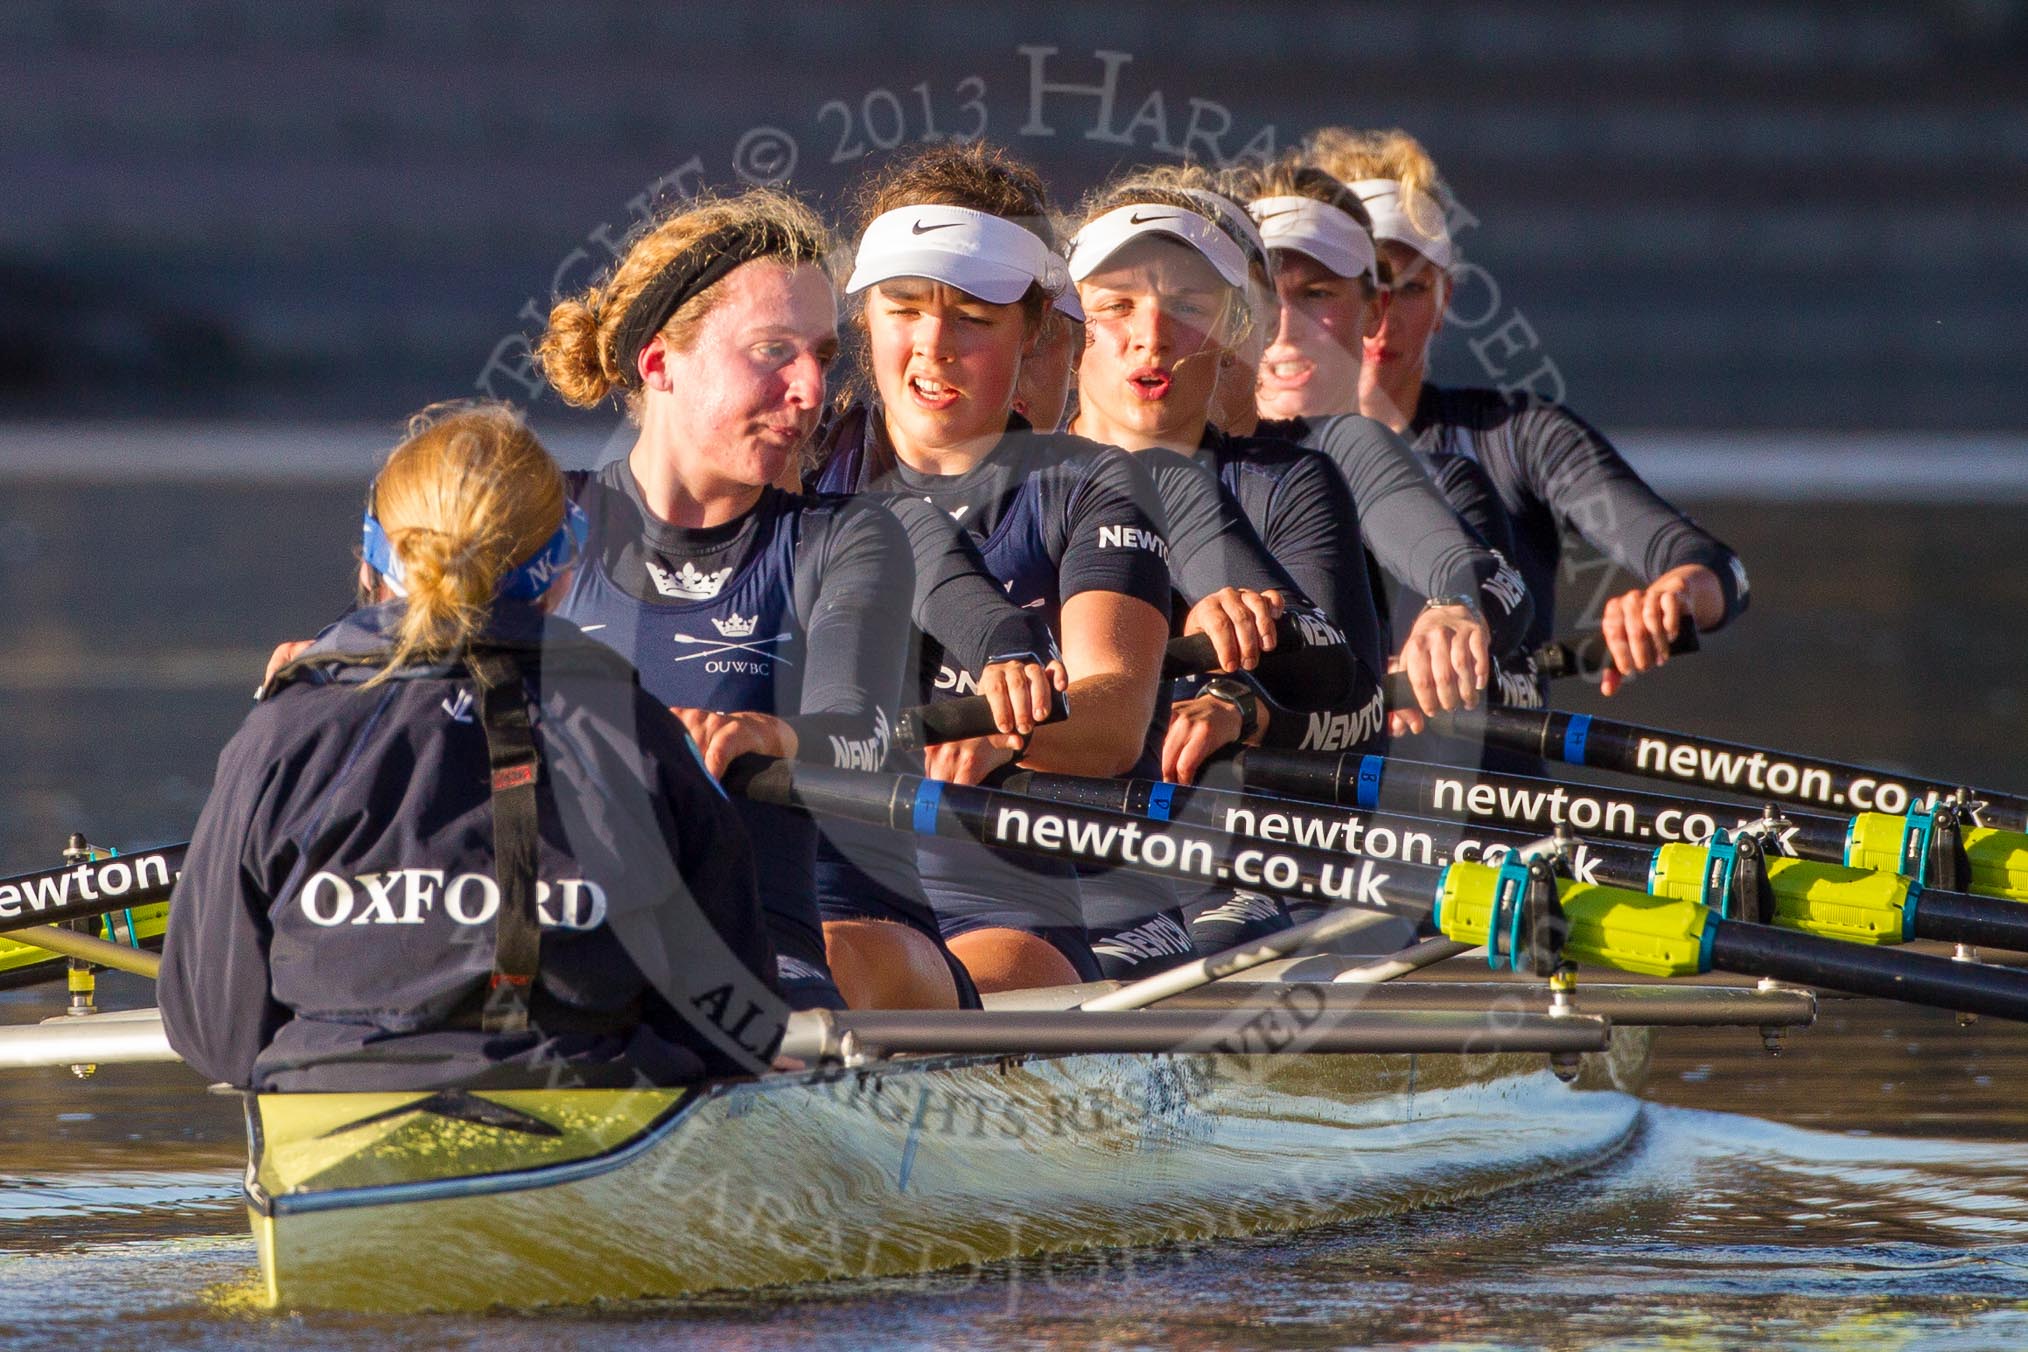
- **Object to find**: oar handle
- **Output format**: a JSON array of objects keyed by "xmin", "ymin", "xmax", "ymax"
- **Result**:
[
  {"xmin": 894, "ymin": 688, "xmax": 1071, "ymax": 752},
  {"xmin": 1160, "ymin": 614, "xmax": 1307, "ymax": 679},
  {"xmin": 1386, "ymin": 624, "xmax": 1701, "ymax": 709},
  {"xmin": 1531, "ymin": 623, "xmax": 1701, "ymax": 682}
]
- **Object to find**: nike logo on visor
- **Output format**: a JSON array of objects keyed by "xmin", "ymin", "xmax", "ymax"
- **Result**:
[
  {"xmin": 1128, "ymin": 212, "xmax": 1177, "ymax": 225},
  {"xmin": 911, "ymin": 220, "xmax": 963, "ymax": 234},
  {"xmin": 1255, "ymin": 209, "xmax": 1297, "ymax": 222}
]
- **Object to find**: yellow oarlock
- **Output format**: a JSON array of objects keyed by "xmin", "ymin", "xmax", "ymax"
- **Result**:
[
  {"xmin": 1649, "ymin": 843, "xmax": 1915, "ymax": 945},
  {"xmin": 1435, "ymin": 861, "xmax": 1712, "ymax": 978},
  {"xmin": 1845, "ymin": 812, "xmax": 2028, "ymax": 904}
]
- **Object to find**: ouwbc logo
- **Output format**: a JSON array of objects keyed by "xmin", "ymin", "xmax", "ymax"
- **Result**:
[{"xmin": 672, "ymin": 622, "xmax": 794, "ymax": 675}]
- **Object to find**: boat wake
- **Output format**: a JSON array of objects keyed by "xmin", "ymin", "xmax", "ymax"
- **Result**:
[{"xmin": 0, "ymin": 1099, "xmax": 2026, "ymax": 1349}]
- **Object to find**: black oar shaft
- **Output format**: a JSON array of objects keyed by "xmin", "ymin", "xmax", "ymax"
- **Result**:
[
  {"xmin": 895, "ymin": 689, "xmax": 1070, "ymax": 751},
  {"xmin": 1003, "ymin": 769, "xmax": 1658, "ymax": 893},
  {"xmin": 738, "ymin": 758, "xmax": 2028, "ymax": 1019},
  {"xmin": 1219, "ymin": 748, "xmax": 1853, "ymax": 860},
  {"xmin": 0, "ymin": 846, "xmax": 184, "ymax": 938},
  {"xmin": 1708, "ymin": 921, "xmax": 2028, "ymax": 1022},
  {"xmin": 1910, "ymin": 890, "xmax": 2028, "ymax": 953},
  {"xmin": 1013, "ymin": 766, "xmax": 2028, "ymax": 956},
  {"xmin": 729, "ymin": 757, "xmax": 1441, "ymax": 924},
  {"xmin": 1460, "ymin": 706, "xmax": 2028, "ymax": 832}
]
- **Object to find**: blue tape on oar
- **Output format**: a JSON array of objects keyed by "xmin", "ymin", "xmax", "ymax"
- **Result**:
[
  {"xmin": 1147, "ymin": 782, "xmax": 1175, "ymax": 822},
  {"xmin": 1355, "ymin": 755, "xmax": 1384, "ymax": 810},
  {"xmin": 1562, "ymin": 714, "xmax": 1593, "ymax": 766},
  {"xmin": 911, "ymin": 780, "xmax": 945, "ymax": 836}
]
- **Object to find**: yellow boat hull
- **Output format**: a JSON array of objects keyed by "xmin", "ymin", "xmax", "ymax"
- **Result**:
[{"xmin": 248, "ymin": 1030, "xmax": 1651, "ymax": 1312}]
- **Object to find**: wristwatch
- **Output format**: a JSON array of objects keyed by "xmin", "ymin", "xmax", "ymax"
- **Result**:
[
  {"xmin": 1422, "ymin": 593, "xmax": 1485, "ymax": 621},
  {"xmin": 1200, "ymin": 676, "xmax": 1260, "ymax": 742}
]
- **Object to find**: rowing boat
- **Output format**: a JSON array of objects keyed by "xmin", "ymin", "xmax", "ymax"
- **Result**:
[
  {"xmin": 229, "ymin": 962, "xmax": 1830, "ymax": 1314},
  {"xmin": 248, "ymin": 1033, "xmax": 1631, "ymax": 1308}
]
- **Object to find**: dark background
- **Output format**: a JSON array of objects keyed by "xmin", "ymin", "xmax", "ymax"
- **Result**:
[{"xmin": 4, "ymin": 0, "xmax": 2025, "ymax": 429}]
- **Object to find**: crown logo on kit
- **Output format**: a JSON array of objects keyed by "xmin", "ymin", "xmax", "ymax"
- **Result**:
[{"xmin": 712, "ymin": 613, "xmax": 759, "ymax": 638}]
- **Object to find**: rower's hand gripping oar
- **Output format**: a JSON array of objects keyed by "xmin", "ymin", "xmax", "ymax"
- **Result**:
[
  {"xmin": 899, "ymin": 618, "xmax": 1303, "ymax": 751},
  {"xmin": 1382, "ymin": 625, "xmax": 1702, "ymax": 709},
  {"xmin": 1530, "ymin": 624, "xmax": 1700, "ymax": 684}
]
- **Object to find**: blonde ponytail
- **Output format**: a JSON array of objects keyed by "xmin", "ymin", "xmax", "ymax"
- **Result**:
[{"xmin": 364, "ymin": 402, "xmax": 566, "ymax": 679}]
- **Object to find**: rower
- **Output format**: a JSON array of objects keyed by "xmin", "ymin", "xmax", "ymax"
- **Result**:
[
  {"xmin": 1305, "ymin": 126, "xmax": 1749, "ymax": 699},
  {"xmin": 536, "ymin": 188, "xmax": 917, "ymax": 1012},
  {"xmin": 158, "ymin": 404, "xmax": 784, "ymax": 1091},
  {"xmin": 1200, "ymin": 156, "xmax": 1540, "ymax": 729},
  {"xmin": 816, "ymin": 142, "xmax": 1173, "ymax": 990},
  {"xmin": 1062, "ymin": 176, "xmax": 1408, "ymax": 956},
  {"xmin": 1013, "ymin": 258, "xmax": 1084, "ymax": 432}
]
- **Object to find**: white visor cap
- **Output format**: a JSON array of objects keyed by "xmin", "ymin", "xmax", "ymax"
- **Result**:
[
  {"xmin": 1066, "ymin": 204, "xmax": 1252, "ymax": 290},
  {"xmin": 846, "ymin": 205, "xmax": 1082, "ymax": 321},
  {"xmin": 1175, "ymin": 188, "xmax": 1267, "ymax": 267},
  {"xmin": 1246, "ymin": 196, "xmax": 1380, "ymax": 287},
  {"xmin": 1348, "ymin": 178, "xmax": 1454, "ymax": 272}
]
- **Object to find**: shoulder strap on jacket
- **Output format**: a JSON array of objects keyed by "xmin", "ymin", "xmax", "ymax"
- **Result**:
[{"xmin": 468, "ymin": 648, "xmax": 542, "ymax": 1035}]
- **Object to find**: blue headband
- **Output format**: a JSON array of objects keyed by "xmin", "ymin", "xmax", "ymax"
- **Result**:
[{"xmin": 362, "ymin": 500, "xmax": 588, "ymax": 602}]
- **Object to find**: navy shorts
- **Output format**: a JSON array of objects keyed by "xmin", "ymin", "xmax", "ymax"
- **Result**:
[
  {"xmin": 1182, "ymin": 888, "xmax": 1294, "ymax": 957},
  {"xmin": 1088, "ymin": 908, "xmax": 1197, "ymax": 981}
]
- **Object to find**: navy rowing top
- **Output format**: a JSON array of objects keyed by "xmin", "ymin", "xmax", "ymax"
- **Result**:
[{"xmin": 557, "ymin": 460, "xmax": 913, "ymax": 998}]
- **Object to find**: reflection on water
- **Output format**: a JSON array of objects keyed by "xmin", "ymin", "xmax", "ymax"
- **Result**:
[{"xmin": 0, "ymin": 1005, "xmax": 2024, "ymax": 1349}]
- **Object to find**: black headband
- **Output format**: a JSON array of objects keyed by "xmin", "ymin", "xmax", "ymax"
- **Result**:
[{"xmin": 610, "ymin": 221, "xmax": 821, "ymax": 390}]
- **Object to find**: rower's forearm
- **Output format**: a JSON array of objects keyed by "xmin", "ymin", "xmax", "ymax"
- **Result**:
[{"xmin": 1022, "ymin": 672, "xmax": 1155, "ymax": 777}]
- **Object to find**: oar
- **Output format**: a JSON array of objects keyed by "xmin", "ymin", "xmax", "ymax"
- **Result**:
[
  {"xmin": 703, "ymin": 612, "xmax": 1630, "ymax": 756},
  {"xmin": 1442, "ymin": 705, "xmax": 2028, "ymax": 831},
  {"xmin": 894, "ymin": 615, "xmax": 1319, "ymax": 751},
  {"xmin": 894, "ymin": 689, "xmax": 1070, "ymax": 752},
  {"xmin": 0, "ymin": 845, "xmax": 185, "ymax": 939},
  {"xmin": 725, "ymin": 755, "xmax": 2028, "ymax": 1021},
  {"xmin": 1004, "ymin": 767, "xmax": 2028, "ymax": 955},
  {"xmin": 1381, "ymin": 626, "xmax": 1702, "ymax": 709},
  {"xmin": 1528, "ymin": 625, "xmax": 1701, "ymax": 683},
  {"xmin": 1213, "ymin": 748, "xmax": 2028, "ymax": 908}
]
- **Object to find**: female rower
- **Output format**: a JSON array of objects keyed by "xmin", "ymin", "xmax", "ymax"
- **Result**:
[
  {"xmin": 1064, "ymin": 177, "xmax": 1388, "ymax": 783},
  {"xmin": 537, "ymin": 189, "xmax": 920, "ymax": 1011},
  {"xmin": 160, "ymin": 404, "xmax": 782, "ymax": 1091},
  {"xmin": 1064, "ymin": 175, "xmax": 1413, "ymax": 955},
  {"xmin": 815, "ymin": 142, "xmax": 1177, "ymax": 989},
  {"xmin": 1306, "ymin": 127, "xmax": 1749, "ymax": 694},
  {"xmin": 1197, "ymin": 156, "xmax": 1539, "ymax": 726}
]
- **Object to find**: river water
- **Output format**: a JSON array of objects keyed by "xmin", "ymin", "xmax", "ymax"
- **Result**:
[{"xmin": 1, "ymin": 464, "xmax": 2026, "ymax": 1346}]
